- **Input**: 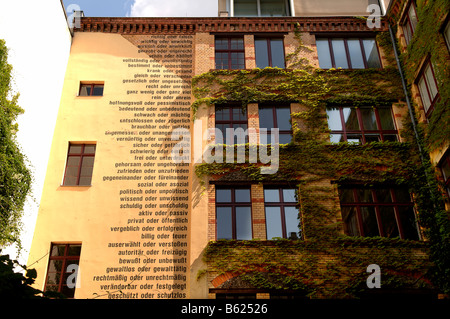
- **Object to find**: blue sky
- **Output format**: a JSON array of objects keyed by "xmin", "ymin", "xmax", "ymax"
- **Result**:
[{"xmin": 62, "ymin": 0, "xmax": 217, "ymax": 17}]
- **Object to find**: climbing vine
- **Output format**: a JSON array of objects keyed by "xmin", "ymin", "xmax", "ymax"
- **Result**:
[{"xmin": 192, "ymin": 21, "xmax": 449, "ymax": 297}]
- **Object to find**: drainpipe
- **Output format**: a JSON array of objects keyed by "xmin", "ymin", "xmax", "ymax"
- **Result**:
[{"xmin": 388, "ymin": 24, "xmax": 428, "ymax": 166}]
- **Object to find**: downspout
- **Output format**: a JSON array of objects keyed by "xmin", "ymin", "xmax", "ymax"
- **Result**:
[{"xmin": 388, "ymin": 24, "xmax": 430, "ymax": 167}]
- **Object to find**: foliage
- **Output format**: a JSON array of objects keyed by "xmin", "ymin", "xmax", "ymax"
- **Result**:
[
  {"xmin": 192, "ymin": 25, "xmax": 450, "ymax": 297},
  {"xmin": 0, "ymin": 39, "xmax": 32, "ymax": 249},
  {"xmin": 0, "ymin": 254, "xmax": 45, "ymax": 298}
]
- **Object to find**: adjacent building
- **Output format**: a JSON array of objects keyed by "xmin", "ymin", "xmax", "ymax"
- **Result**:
[{"xmin": 27, "ymin": 0, "xmax": 449, "ymax": 299}]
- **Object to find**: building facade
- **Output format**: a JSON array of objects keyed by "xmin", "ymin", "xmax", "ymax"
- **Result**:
[{"xmin": 27, "ymin": 0, "xmax": 449, "ymax": 299}]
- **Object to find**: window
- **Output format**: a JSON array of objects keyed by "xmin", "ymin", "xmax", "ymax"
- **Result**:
[
  {"xmin": 44, "ymin": 243, "xmax": 81, "ymax": 298},
  {"xmin": 216, "ymin": 187, "xmax": 253, "ymax": 240},
  {"xmin": 234, "ymin": 0, "xmax": 290, "ymax": 17},
  {"xmin": 439, "ymin": 151, "xmax": 450, "ymax": 199},
  {"xmin": 215, "ymin": 105, "xmax": 248, "ymax": 144},
  {"xmin": 259, "ymin": 105, "xmax": 292, "ymax": 144},
  {"xmin": 339, "ymin": 187, "xmax": 420, "ymax": 240},
  {"xmin": 79, "ymin": 83, "xmax": 104, "ymax": 96},
  {"xmin": 416, "ymin": 61, "xmax": 439, "ymax": 116},
  {"xmin": 264, "ymin": 188, "xmax": 301, "ymax": 239},
  {"xmin": 63, "ymin": 143, "xmax": 96, "ymax": 186},
  {"xmin": 401, "ymin": 1, "xmax": 418, "ymax": 46},
  {"xmin": 215, "ymin": 37, "xmax": 245, "ymax": 69},
  {"xmin": 443, "ymin": 17, "xmax": 450, "ymax": 52},
  {"xmin": 316, "ymin": 37, "xmax": 381, "ymax": 69},
  {"xmin": 255, "ymin": 38, "xmax": 285, "ymax": 68},
  {"xmin": 326, "ymin": 106, "xmax": 398, "ymax": 144}
]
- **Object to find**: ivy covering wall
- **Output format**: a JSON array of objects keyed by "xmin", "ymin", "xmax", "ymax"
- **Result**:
[{"xmin": 192, "ymin": 20, "xmax": 450, "ymax": 298}]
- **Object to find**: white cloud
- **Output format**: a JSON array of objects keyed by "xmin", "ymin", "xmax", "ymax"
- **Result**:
[{"xmin": 128, "ymin": 0, "xmax": 217, "ymax": 17}]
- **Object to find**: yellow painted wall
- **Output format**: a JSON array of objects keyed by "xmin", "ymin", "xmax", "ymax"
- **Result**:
[{"xmin": 27, "ymin": 32, "xmax": 199, "ymax": 299}]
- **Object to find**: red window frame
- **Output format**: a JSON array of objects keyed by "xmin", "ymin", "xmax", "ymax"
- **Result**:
[
  {"xmin": 79, "ymin": 83, "xmax": 104, "ymax": 96},
  {"xmin": 215, "ymin": 105, "xmax": 249, "ymax": 144},
  {"xmin": 415, "ymin": 60, "xmax": 440, "ymax": 117},
  {"xmin": 215, "ymin": 37, "xmax": 245, "ymax": 70},
  {"xmin": 339, "ymin": 187, "xmax": 420, "ymax": 240},
  {"xmin": 316, "ymin": 37, "xmax": 382, "ymax": 70},
  {"xmin": 263, "ymin": 187, "xmax": 301, "ymax": 240},
  {"xmin": 63, "ymin": 143, "xmax": 96, "ymax": 186},
  {"xmin": 401, "ymin": 1, "xmax": 418, "ymax": 46},
  {"xmin": 439, "ymin": 151, "xmax": 450, "ymax": 200},
  {"xmin": 258, "ymin": 105, "xmax": 292, "ymax": 144},
  {"xmin": 44, "ymin": 243, "xmax": 81, "ymax": 298},
  {"xmin": 215, "ymin": 187, "xmax": 253, "ymax": 240},
  {"xmin": 326, "ymin": 106, "xmax": 398, "ymax": 144},
  {"xmin": 254, "ymin": 37, "xmax": 285, "ymax": 68}
]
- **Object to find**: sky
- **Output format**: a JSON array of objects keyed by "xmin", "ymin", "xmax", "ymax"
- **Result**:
[{"xmin": 0, "ymin": 0, "xmax": 217, "ymax": 266}]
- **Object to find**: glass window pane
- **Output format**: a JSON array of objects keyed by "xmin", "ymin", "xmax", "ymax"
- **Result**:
[
  {"xmin": 215, "ymin": 38, "xmax": 228, "ymax": 50},
  {"xmin": 236, "ymin": 207, "xmax": 252, "ymax": 240},
  {"xmin": 260, "ymin": 0, "xmax": 288, "ymax": 17},
  {"xmin": 84, "ymin": 145, "xmax": 96, "ymax": 154},
  {"xmin": 279, "ymin": 133, "xmax": 292, "ymax": 144},
  {"xmin": 418, "ymin": 77, "xmax": 431, "ymax": 111},
  {"xmin": 339, "ymin": 189, "xmax": 355, "ymax": 203},
  {"xmin": 424, "ymin": 65, "xmax": 438, "ymax": 100},
  {"xmin": 234, "ymin": 0, "xmax": 258, "ymax": 16},
  {"xmin": 383, "ymin": 134, "xmax": 398, "ymax": 142},
  {"xmin": 364, "ymin": 134, "xmax": 381, "ymax": 143},
  {"xmin": 398, "ymin": 206, "xmax": 419, "ymax": 240},
  {"xmin": 379, "ymin": 206, "xmax": 399, "ymax": 238},
  {"xmin": 346, "ymin": 134, "xmax": 363, "ymax": 144},
  {"xmin": 82, "ymin": 156, "xmax": 95, "ymax": 167},
  {"xmin": 326, "ymin": 107, "xmax": 343, "ymax": 130},
  {"xmin": 259, "ymin": 107, "xmax": 274, "ymax": 129},
  {"xmin": 230, "ymin": 38, "xmax": 244, "ymax": 50},
  {"xmin": 93, "ymin": 85, "xmax": 103, "ymax": 96},
  {"xmin": 403, "ymin": 24, "xmax": 412, "ymax": 45},
  {"xmin": 78, "ymin": 176, "xmax": 92, "ymax": 186},
  {"xmin": 51, "ymin": 245, "xmax": 67, "ymax": 257},
  {"xmin": 356, "ymin": 189, "xmax": 373, "ymax": 202},
  {"xmin": 330, "ymin": 133, "xmax": 344, "ymax": 143},
  {"xmin": 331, "ymin": 39, "xmax": 348, "ymax": 69},
  {"xmin": 276, "ymin": 107, "xmax": 291, "ymax": 130},
  {"xmin": 231, "ymin": 52, "xmax": 245, "ymax": 69},
  {"xmin": 347, "ymin": 39, "xmax": 365, "ymax": 69},
  {"xmin": 68, "ymin": 245, "xmax": 82, "ymax": 256},
  {"xmin": 378, "ymin": 108, "xmax": 395, "ymax": 130},
  {"xmin": 408, "ymin": 5, "xmax": 418, "ymax": 32},
  {"xmin": 264, "ymin": 189, "xmax": 280, "ymax": 202},
  {"xmin": 79, "ymin": 85, "xmax": 90, "ymax": 96},
  {"xmin": 68, "ymin": 145, "xmax": 83, "ymax": 154},
  {"xmin": 284, "ymin": 206, "xmax": 300, "ymax": 239},
  {"xmin": 342, "ymin": 107, "xmax": 360, "ymax": 130},
  {"xmin": 341, "ymin": 206, "xmax": 360, "ymax": 236},
  {"xmin": 316, "ymin": 39, "xmax": 332, "ymax": 69},
  {"xmin": 360, "ymin": 206, "xmax": 379, "ymax": 237},
  {"xmin": 235, "ymin": 189, "xmax": 251, "ymax": 202},
  {"xmin": 270, "ymin": 39, "xmax": 285, "ymax": 68},
  {"xmin": 362, "ymin": 39, "xmax": 381, "ymax": 68},
  {"xmin": 360, "ymin": 108, "xmax": 378, "ymax": 130},
  {"xmin": 374, "ymin": 189, "xmax": 392, "ymax": 203},
  {"xmin": 216, "ymin": 189, "xmax": 232, "ymax": 202},
  {"xmin": 282, "ymin": 189, "xmax": 297, "ymax": 202},
  {"xmin": 255, "ymin": 39, "xmax": 269, "ymax": 68},
  {"xmin": 65, "ymin": 166, "xmax": 79, "ymax": 178},
  {"xmin": 217, "ymin": 207, "xmax": 233, "ymax": 239},
  {"xmin": 265, "ymin": 206, "xmax": 283, "ymax": 239},
  {"xmin": 80, "ymin": 165, "xmax": 94, "ymax": 177},
  {"xmin": 67, "ymin": 156, "xmax": 81, "ymax": 166},
  {"xmin": 63, "ymin": 176, "xmax": 77, "ymax": 186},
  {"xmin": 393, "ymin": 188, "xmax": 411, "ymax": 203}
]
